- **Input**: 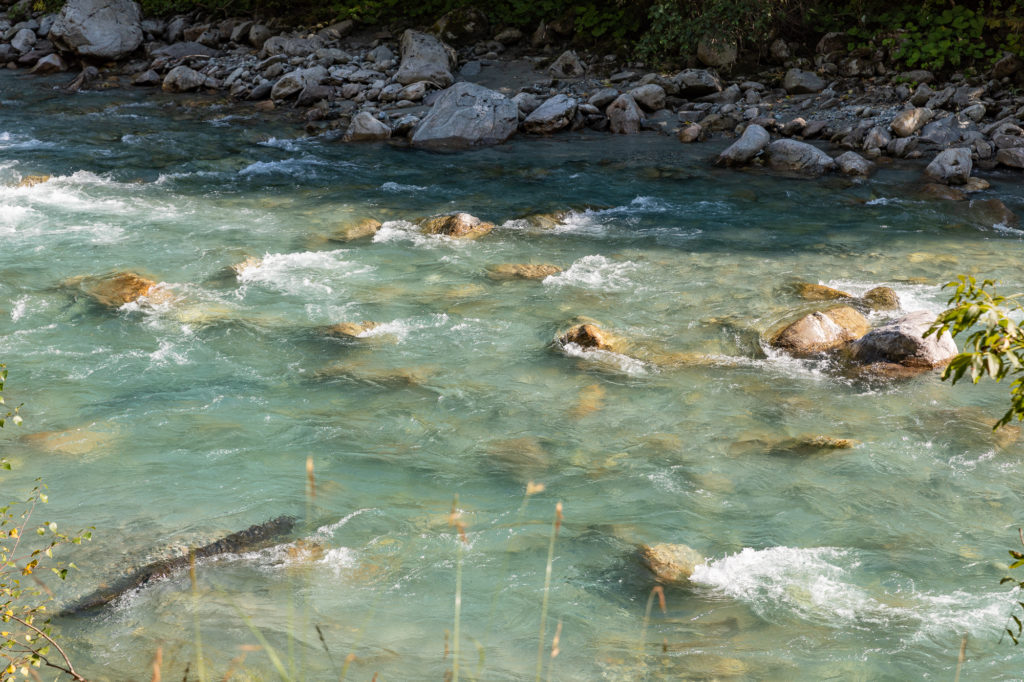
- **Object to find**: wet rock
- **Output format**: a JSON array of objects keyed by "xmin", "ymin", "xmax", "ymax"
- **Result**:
[
  {"xmin": 548, "ymin": 49, "xmax": 584, "ymax": 78},
  {"xmin": 15, "ymin": 175, "xmax": 51, "ymax": 187},
  {"xmin": 522, "ymin": 94, "xmax": 577, "ymax": 134},
  {"xmin": 606, "ymin": 93, "xmax": 642, "ymax": 134},
  {"xmin": 970, "ymin": 198, "xmax": 1019, "ymax": 227},
  {"xmin": 924, "ymin": 148, "xmax": 972, "ymax": 185},
  {"xmin": 783, "ymin": 68, "xmax": 826, "ymax": 94},
  {"xmin": 558, "ymin": 323, "xmax": 613, "ymax": 351},
  {"xmin": 486, "ymin": 263, "xmax": 561, "ymax": 280},
  {"xmin": 920, "ymin": 183, "xmax": 967, "ymax": 201},
  {"xmin": 325, "ymin": 321, "xmax": 379, "ymax": 338},
  {"xmin": 861, "ymin": 286, "xmax": 900, "ymax": 310},
  {"xmin": 791, "ymin": 282, "xmax": 853, "ymax": 301},
  {"xmin": 162, "ymin": 65, "xmax": 209, "ymax": 93},
  {"xmin": 715, "ymin": 123, "xmax": 769, "ymax": 166},
  {"xmin": 628, "ymin": 84, "xmax": 665, "ymax": 112},
  {"xmin": 271, "ymin": 65, "xmax": 326, "ymax": 100},
  {"xmin": 770, "ymin": 306, "xmax": 870, "ymax": 355},
  {"xmin": 411, "ymin": 82, "xmax": 517, "ymax": 149},
  {"xmin": 332, "ymin": 217, "xmax": 382, "ymax": 241},
  {"xmin": 23, "ymin": 427, "xmax": 116, "ymax": 456},
  {"xmin": 890, "ymin": 107, "xmax": 932, "ymax": 137},
  {"xmin": 766, "ymin": 435, "xmax": 860, "ymax": 456},
  {"xmin": 343, "ymin": 112, "xmax": 391, "ymax": 141},
  {"xmin": 73, "ymin": 271, "xmax": 165, "ymax": 308},
  {"xmin": 49, "ymin": 0, "xmax": 143, "ymax": 60},
  {"xmin": 396, "ymin": 29, "xmax": 453, "ymax": 87},
  {"xmin": 834, "ymin": 150, "xmax": 872, "ymax": 176},
  {"xmin": 639, "ymin": 543, "xmax": 704, "ymax": 583},
  {"xmin": 764, "ymin": 139, "xmax": 835, "ymax": 176},
  {"xmin": 678, "ymin": 123, "xmax": 702, "ymax": 143},
  {"xmin": 418, "ymin": 212, "xmax": 493, "ymax": 239},
  {"xmin": 849, "ymin": 310, "xmax": 957, "ymax": 368},
  {"xmin": 228, "ymin": 256, "xmax": 260, "ymax": 277},
  {"xmin": 963, "ymin": 177, "xmax": 990, "ymax": 192}
]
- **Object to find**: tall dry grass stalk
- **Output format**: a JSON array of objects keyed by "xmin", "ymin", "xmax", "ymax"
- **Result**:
[
  {"xmin": 545, "ymin": 620, "xmax": 562, "ymax": 682},
  {"xmin": 189, "ymin": 550, "xmax": 208, "ymax": 682},
  {"xmin": 149, "ymin": 647, "xmax": 162, "ymax": 682},
  {"xmin": 639, "ymin": 585, "xmax": 666, "ymax": 666},
  {"xmin": 535, "ymin": 502, "xmax": 563, "ymax": 682},
  {"xmin": 485, "ymin": 482, "xmax": 545, "ymax": 643}
]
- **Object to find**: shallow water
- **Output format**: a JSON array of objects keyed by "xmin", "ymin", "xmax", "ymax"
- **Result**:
[{"xmin": 2, "ymin": 70, "xmax": 1024, "ymax": 680}]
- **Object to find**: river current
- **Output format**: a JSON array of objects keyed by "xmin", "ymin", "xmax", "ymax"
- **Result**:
[{"xmin": 3, "ymin": 70, "xmax": 1024, "ymax": 680}]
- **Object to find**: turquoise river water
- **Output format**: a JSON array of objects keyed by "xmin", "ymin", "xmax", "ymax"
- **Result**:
[{"xmin": 3, "ymin": 70, "xmax": 1024, "ymax": 680}]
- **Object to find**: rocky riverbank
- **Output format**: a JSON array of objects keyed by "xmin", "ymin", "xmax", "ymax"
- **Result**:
[{"xmin": 2, "ymin": 0, "xmax": 1024, "ymax": 205}]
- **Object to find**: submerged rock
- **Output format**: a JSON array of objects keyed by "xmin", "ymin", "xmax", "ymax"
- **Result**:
[
  {"xmin": 790, "ymin": 282, "xmax": 853, "ymax": 301},
  {"xmin": 23, "ymin": 426, "xmax": 116, "ymax": 456},
  {"xmin": 418, "ymin": 212, "xmax": 493, "ymax": 238},
  {"xmin": 639, "ymin": 543, "xmax": 705, "ymax": 583},
  {"xmin": 331, "ymin": 217, "xmax": 383, "ymax": 241},
  {"xmin": 325, "ymin": 321, "xmax": 379, "ymax": 338},
  {"xmin": 486, "ymin": 263, "xmax": 562, "ymax": 280},
  {"xmin": 770, "ymin": 306, "xmax": 870, "ymax": 355},
  {"xmin": 849, "ymin": 311, "xmax": 957, "ymax": 368}
]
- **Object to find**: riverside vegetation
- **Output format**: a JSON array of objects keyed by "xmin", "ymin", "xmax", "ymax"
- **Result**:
[{"xmin": 5, "ymin": 0, "xmax": 1024, "ymax": 679}]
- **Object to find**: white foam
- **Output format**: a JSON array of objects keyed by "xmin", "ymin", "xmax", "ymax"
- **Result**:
[
  {"xmin": 0, "ymin": 131, "xmax": 55, "ymax": 150},
  {"xmin": 358, "ymin": 314, "xmax": 450, "ymax": 342},
  {"xmin": 372, "ymin": 220, "xmax": 471, "ymax": 249},
  {"xmin": 239, "ymin": 157, "xmax": 328, "ymax": 177},
  {"xmin": 825, "ymin": 279, "xmax": 945, "ymax": 317},
  {"xmin": 237, "ymin": 250, "xmax": 372, "ymax": 297},
  {"xmin": 380, "ymin": 181, "xmax": 427, "ymax": 193},
  {"xmin": 561, "ymin": 342, "xmax": 652, "ymax": 376},
  {"xmin": 543, "ymin": 255, "xmax": 639, "ymax": 291},
  {"xmin": 258, "ymin": 137, "xmax": 307, "ymax": 151}
]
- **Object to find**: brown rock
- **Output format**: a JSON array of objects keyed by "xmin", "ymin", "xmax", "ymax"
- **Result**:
[
  {"xmin": 520, "ymin": 210, "xmax": 570, "ymax": 229},
  {"xmin": 678, "ymin": 123, "xmax": 702, "ymax": 143},
  {"xmin": 861, "ymin": 286, "xmax": 900, "ymax": 310},
  {"xmin": 325, "ymin": 321, "xmax": 379, "ymax": 338},
  {"xmin": 23, "ymin": 427, "xmax": 116, "ymax": 456},
  {"xmin": 970, "ymin": 198, "xmax": 1019, "ymax": 227},
  {"xmin": 558, "ymin": 323, "xmax": 613, "ymax": 350},
  {"xmin": 75, "ymin": 272, "xmax": 165, "ymax": 308},
  {"xmin": 16, "ymin": 175, "xmax": 51, "ymax": 187},
  {"xmin": 230, "ymin": 256, "xmax": 261, "ymax": 276},
  {"xmin": 791, "ymin": 282, "xmax": 853, "ymax": 301},
  {"xmin": 770, "ymin": 306, "xmax": 870, "ymax": 355},
  {"xmin": 332, "ymin": 217, "xmax": 383, "ymax": 242},
  {"xmin": 920, "ymin": 183, "xmax": 966, "ymax": 201},
  {"xmin": 639, "ymin": 543, "xmax": 704, "ymax": 583},
  {"xmin": 418, "ymin": 212, "xmax": 493, "ymax": 239},
  {"xmin": 486, "ymin": 263, "xmax": 561, "ymax": 280}
]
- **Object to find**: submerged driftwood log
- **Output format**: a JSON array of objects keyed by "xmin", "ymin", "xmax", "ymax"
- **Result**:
[{"xmin": 60, "ymin": 515, "xmax": 297, "ymax": 616}]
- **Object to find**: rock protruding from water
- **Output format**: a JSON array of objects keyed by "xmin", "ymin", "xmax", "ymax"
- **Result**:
[
  {"xmin": 396, "ymin": 29, "xmax": 453, "ymax": 87},
  {"xmin": 639, "ymin": 543, "xmax": 704, "ymax": 583},
  {"xmin": 73, "ymin": 272, "xmax": 163, "ymax": 308},
  {"xmin": 924, "ymin": 148, "xmax": 972, "ymax": 185},
  {"xmin": 716, "ymin": 123, "xmax": 769, "ymax": 166},
  {"xmin": 558, "ymin": 323, "xmax": 614, "ymax": 351},
  {"xmin": 332, "ymin": 217, "xmax": 383, "ymax": 241},
  {"xmin": 606, "ymin": 93, "xmax": 643, "ymax": 134},
  {"xmin": 49, "ymin": 0, "xmax": 143, "ymax": 60},
  {"xmin": 849, "ymin": 311, "xmax": 957, "ymax": 368},
  {"xmin": 419, "ymin": 212, "xmax": 493, "ymax": 238},
  {"xmin": 834, "ymin": 151, "xmax": 872, "ymax": 176},
  {"xmin": 411, "ymin": 82, "xmax": 517, "ymax": 149},
  {"xmin": 764, "ymin": 139, "xmax": 836, "ymax": 176},
  {"xmin": 486, "ymin": 264, "xmax": 562, "ymax": 280},
  {"xmin": 325, "ymin": 321, "xmax": 379, "ymax": 338},
  {"xmin": 861, "ymin": 286, "xmax": 900, "ymax": 310},
  {"xmin": 791, "ymin": 282, "xmax": 853, "ymax": 301},
  {"xmin": 770, "ymin": 306, "xmax": 870, "ymax": 355}
]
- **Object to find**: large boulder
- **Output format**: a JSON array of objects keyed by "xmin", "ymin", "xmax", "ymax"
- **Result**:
[
  {"xmin": 629, "ymin": 84, "xmax": 665, "ymax": 112},
  {"xmin": 606, "ymin": 93, "xmax": 643, "ymax": 134},
  {"xmin": 674, "ymin": 68, "xmax": 721, "ymax": 97},
  {"xmin": 343, "ymin": 112, "xmax": 391, "ymax": 142},
  {"xmin": 270, "ymin": 65, "xmax": 327, "ymax": 100},
  {"xmin": 890, "ymin": 107, "xmax": 932, "ymax": 137},
  {"xmin": 715, "ymin": 123, "xmax": 769, "ymax": 166},
  {"xmin": 849, "ymin": 311, "xmax": 957, "ymax": 368},
  {"xmin": 770, "ymin": 306, "xmax": 870, "ymax": 355},
  {"xmin": 548, "ymin": 49, "xmax": 585, "ymax": 78},
  {"xmin": 764, "ymin": 139, "xmax": 836, "ymax": 176},
  {"xmin": 49, "ymin": 0, "xmax": 143, "ymax": 60},
  {"xmin": 834, "ymin": 151, "xmax": 872, "ymax": 176},
  {"xmin": 783, "ymin": 68, "xmax": 826, "ymax": 94},
  {"xmin": 419, "ymin": 213, "xmax": 493, "ymax": 239},
  {"xmin": 410, "ymin": 82, "xmax": 517, "ymax": 149},
  {"xmin": 924, "ymin": 148, "xmax": 972, "ymax": 185},
  {"xmin": 697, "ymin": 36, "xmax": 737, "ymax": 69},
  {"xmin": 522, "ymin": 94, "xmax": 577, "ymax": 134},
  {"xmin": 162, "ymin": 65, "xmax": 211, "ymax": 93},
  {"xmin": 71, "ymin": 271, "xmax": 167, "ymax": 308},
  {"xmin": 396, "ymin": 29, "xmax": 453, "ymax": 87}
]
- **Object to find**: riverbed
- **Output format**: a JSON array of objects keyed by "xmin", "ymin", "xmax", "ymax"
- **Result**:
[{"xmin": 2, "ymin": 70, "xmax": 1024, "ymax": 679}]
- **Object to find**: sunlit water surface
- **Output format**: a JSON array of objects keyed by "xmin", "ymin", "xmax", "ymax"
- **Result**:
[{"xmin": 2, "ymin": 71, "xmax": 1024, "ymax": 680}]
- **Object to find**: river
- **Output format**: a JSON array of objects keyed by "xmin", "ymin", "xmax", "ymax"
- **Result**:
[{"xmin": 2, "ymin": 70, "xmax": 1024, "ymax": 680}]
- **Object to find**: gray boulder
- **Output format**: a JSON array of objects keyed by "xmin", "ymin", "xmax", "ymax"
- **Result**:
[
  {"xmin": 606, "ymin": 93, "xmax": 643, "ymax": 134},
  {"xmin": 396, "ymin": 29, "xmax": 453, "ymax": 87},
  {"xmin": 11, "ymin": 28, "xmax": 36, "ymax": 54},
  {"xmin": 588, "ymin": 87, "xmax": 619, "ymax": 109},
  {"xmin": 548, "ymin": 49, "xmax": 584, "ymax": 78},
  {"xmin": 924, "ymin": 148, "xmax": 972, "ymax": 185},
  {"xmin": 834, "ymin": 151, "xmax": 872, "ymax": 177},
  {"xmin": 674, "ymin": 68, "xmax": 721, "ymax": 97},
  {"xmin": 344, "ymin": 112, "xmax": 391, "ymax": 142},
  {"xmin": 783, "ymin": 68, "xmax": 826, "ymax": 94},
  {"xmin": 629, "ymin": 84, "xmax": 665, "ymax": 112},
  {"xmin": 890, "ymin": 107, "xmax": 932, "ymax": 137},
  {"xmin": 764, "ymin": 139, "xmax": 836, "ymax": 176},
  {"xmin": 715, "ymin": 123, "xmax": 769, "ymax": 166},
  {"xmin": 49, "ymin": 0, "xmax": 143, "ymax": 60},
  {"xmin": 270, "ymin": 66, "xmax": 327, "ymax": 100},
  {"xmin": 522, "ymin": 94, "xmax": 577, "ymax": 134},
  {"xmin": 996, "ymin": 148, "xmax": 1024, "ymax": 169},
  {"xmin": 850, "ymin": 311, "xmax": 957, "ymax": 368},
  {"xmin": 29, "ymin": 52, "xmax": 66, "ymax": 74},
  {"xmin": 161, "ymin": 65, "xmax": 211, "ymax": 92},
  {"xmin": 770, "ymin": 306, "xmax": 871, "ymax": 356},
  {"xmin": 411, "ymin": 82, "xmax": 517, "ymax": 149},
  {"xmin": 697, "ymin": 35, "xmax": 737, "ymax": 69}
]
